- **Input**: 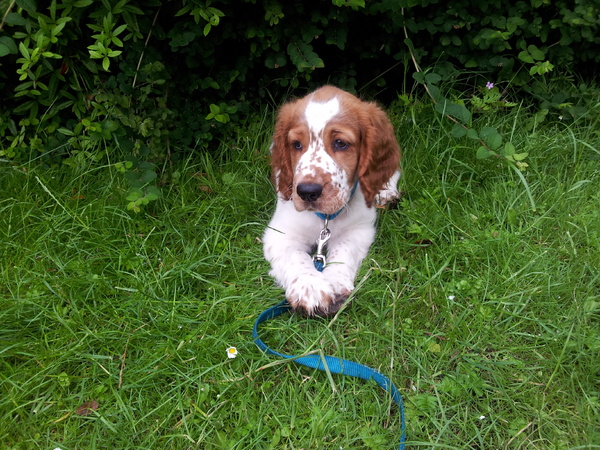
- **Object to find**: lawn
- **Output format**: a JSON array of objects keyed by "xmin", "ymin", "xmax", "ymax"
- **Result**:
[{"xmin": 1, "ymin": 95, "xmax": 599, "ymax": 449}]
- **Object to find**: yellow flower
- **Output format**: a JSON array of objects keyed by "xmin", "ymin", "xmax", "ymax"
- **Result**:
[{"xmin": 226, "ymin": 347, "xmax": 238, "ymax": 359}]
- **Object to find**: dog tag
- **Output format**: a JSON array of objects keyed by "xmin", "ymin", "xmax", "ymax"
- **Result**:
[{"xmin": 313, "ymin": 226, "xmax": 331, "ymax": 270}]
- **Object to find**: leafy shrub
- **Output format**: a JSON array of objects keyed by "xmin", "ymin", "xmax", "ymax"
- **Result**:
[{"xmin": 1, "ymin": 0, "xmax": 598, "ymax": 209}]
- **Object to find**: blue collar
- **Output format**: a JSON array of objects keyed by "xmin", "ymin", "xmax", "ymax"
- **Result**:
[{"xmin": 314, "ymin": 180, "xmax": 359, "ymax": 221}]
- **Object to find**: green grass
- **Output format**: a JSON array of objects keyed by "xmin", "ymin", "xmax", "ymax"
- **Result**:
[{"xmin": 1, "ymin": 99, "xmax": 599, "ymax": 449}]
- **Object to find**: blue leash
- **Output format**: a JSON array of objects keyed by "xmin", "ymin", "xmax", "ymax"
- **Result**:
[
  {"xmin": 254, "ymin": 203, "xmax": 406, "ymax": 447},
  {"xmin": 252, "ymin": 300, "xmax": 407, "ymax": 449}
]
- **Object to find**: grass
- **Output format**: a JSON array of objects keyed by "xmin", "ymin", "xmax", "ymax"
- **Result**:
[{"xmin": 1, "ymin": 96, "xmax": 599, "ymax": 449}]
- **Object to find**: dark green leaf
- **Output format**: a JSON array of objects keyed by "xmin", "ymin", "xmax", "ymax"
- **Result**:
[
  {"xmin": 518, "ymin": 50, "xmax": 534, "ymax": 64},
  {"xmin": 412, "ymin": 71, "xmax": 425, "ymax": 84},
  {"xmin": 513, "ymin": 152, "xmax": 528, "ymax": 161},
  {"xmin": 425, "ymin": 72, "xmax": 442, "ymax": 84},
  {"xmin": 126, "ymin": 190, "xmax": 142, "ymax": 201},
  {"xmin": 265, "ymin": 53, "xmax": 287, "ymax": 68},
  {"xmin": 16, "ymin": 0, "xmax": 37, "ymax": 13},
  {"xmin": 140, "ymin": 170, "xmax": 157, "ymax": 184},
  {"xmin": 444, "ymin": 102, "xmax": 471, "ymax": 124},
  {"xmin": 4, "ymin": 12, "xmax": 27, "ymax": 26},
  {"xmin": 476, "ymin": 146, "xmax": 492, "ymax": 159},
  {"xmin": 427, "ymin": 84, "xmax": 441, "ymax": 101},
  {"xmin": 451, "ymin": 123, "xmax": 467, "ymax": 138},
  {"xmin": 287, "ymin": 42, "xmax": 324, "ymax": 71},
  {"xmin": 502, "ymin": 142, "xmax": 515, "ymax": 157},
  {"xmin": 527, "ymin": 44, "xmax": 545, "ymax": 60},
  {"xmin": 479, "ymin": 126, "xmax": 502, "ymax": 150},
  {"xmin": 466, "ymin": 129, "xmax": 479, "ymax": 140},
  {"xmin": 0, "ymin": 37, "xmax": 17, "ymax": 57},
  {"xmin": 146, "ymin": 186, "xmax": 162, "ymax": 197}
]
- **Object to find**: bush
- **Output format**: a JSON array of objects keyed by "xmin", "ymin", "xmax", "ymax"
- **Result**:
[{"xmin": 1, "ymin": 0, "xmax": 598, "ymax": 208}]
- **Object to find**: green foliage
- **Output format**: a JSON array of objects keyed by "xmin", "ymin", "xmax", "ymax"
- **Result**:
[
  {"xmin": 1, "ymin": 0, "xmax": 598, "ymax": 210},
  {"xmin": 87, "ymin": 13, "xmax": 127, "ymax": 71},
  {"xmin": 412, "ymin": 70, "xmax": 528, "ymax": 170},
  {"xmin": 123, "ymin": 160, "xmax": 161, "ymax": 213}
]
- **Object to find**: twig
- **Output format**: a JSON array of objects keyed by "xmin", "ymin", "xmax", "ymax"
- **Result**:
[
  {"xmin": 504, "ymin": 421, "xmax": 533, "ymax": 449},
  {"xmin": 0, "ymin": 0, "xmax": 17, "ymax": 32},
  {"xmin": 400, "ymin": 8, "xmax": 495, "ymax": 155},
  {"xmin": 132, "ymin": 8, "xmax": 161, "ymax": 88}
]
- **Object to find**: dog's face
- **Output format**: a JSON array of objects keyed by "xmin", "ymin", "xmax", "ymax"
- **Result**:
[
  {"xmin": 285, "ymin": 92, "xmax": 360, "ymax": 214},
  {"xmin": 270, "ymin": 86, "xmax": 400, "ymax": 214}
]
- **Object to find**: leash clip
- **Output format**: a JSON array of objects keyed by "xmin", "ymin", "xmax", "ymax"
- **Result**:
[{"xmin": 313, "ymin": 217, "xmax": 331, "ymax": 270}]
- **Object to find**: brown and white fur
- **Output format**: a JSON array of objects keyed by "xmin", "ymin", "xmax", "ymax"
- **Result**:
[{"xmin": 263, "ymin": 86, "xmax": 401, "ymax": 316}]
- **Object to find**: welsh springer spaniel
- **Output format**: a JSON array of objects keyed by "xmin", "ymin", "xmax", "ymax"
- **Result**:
[{"xmin": 263, "ymin": 86, "xmax": 401, "ymax": 317}]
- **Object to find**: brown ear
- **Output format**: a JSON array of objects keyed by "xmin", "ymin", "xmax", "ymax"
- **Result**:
[
  {"xmin": 357, "ymin": 103, "xmax": 401, "ymax": 205},
  {"xmin": 270, "ymin": 103, "xmax": 295, "ymax": 200}
]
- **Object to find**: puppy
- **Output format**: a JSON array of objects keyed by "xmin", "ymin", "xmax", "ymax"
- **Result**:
[{"xmin": 263, "ymin": 86, "xmax": 401, "ymax": 316}]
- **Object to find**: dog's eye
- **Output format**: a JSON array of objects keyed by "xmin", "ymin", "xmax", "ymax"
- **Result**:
[
  {"xmin": 333, "ymin": 139, "xmax": 349, "ymax": 151},
  {"xmin": 292, "ymin": 141, "xmax": 303, "ymax": 150}
]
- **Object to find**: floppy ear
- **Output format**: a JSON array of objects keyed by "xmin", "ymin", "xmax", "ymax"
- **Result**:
[
  {"xmin": 270, "ymin": 103, "xmax": 295, "ymax": 200},
  {"xmin": 357, "ymin": 102, "xmax": 401, "ymax": 206}
]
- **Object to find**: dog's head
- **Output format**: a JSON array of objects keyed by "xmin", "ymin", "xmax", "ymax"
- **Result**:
[{"xmin": 270, "ymin": 86, "xmax": 400, "ymax": 214}]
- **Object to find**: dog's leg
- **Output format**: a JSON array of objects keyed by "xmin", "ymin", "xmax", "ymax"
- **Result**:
[
  {"xmin": 320, "ymin": 223, "xmax": 376, "ymax": 314},
  {"xmin": 263, "ymin": 204, "xmax": 340, "ymax": 316},
  {"xmin": 374, "ymin": 169, "xmax": 401, "ymax": 207}
]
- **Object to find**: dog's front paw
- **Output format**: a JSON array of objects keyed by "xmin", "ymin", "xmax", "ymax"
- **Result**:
[
  {"xmin": 374, "ymin": 170, "xmax": 401, "ymax": 208},
  {"xmin": 374, "ymin": 187, "xmax": 400, "ymax": 208},
  {"xmin": 286, "ymin": 275, "xmax": 349, "ymax": 317},
  {"xmin": 322, "ymin": 289, "xmax": 351, "ymax": 317}
]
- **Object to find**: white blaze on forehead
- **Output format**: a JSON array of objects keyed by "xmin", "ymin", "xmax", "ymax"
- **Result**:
[
  {"xmin": 295, "ymin": 95, "xmax": 348, "ymax": 196},
  {"xmin": 296, "ymin": 96, "xmax": 340, "ymax": 178},
  {"xmin": 305, "ymin": 97, "xmax": 340, "ymax": 134}
]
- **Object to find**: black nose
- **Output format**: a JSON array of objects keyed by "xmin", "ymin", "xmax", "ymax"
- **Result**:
[{"xmin": 296, "ymin": 183, "xmax": 323, "ymax": 202}]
